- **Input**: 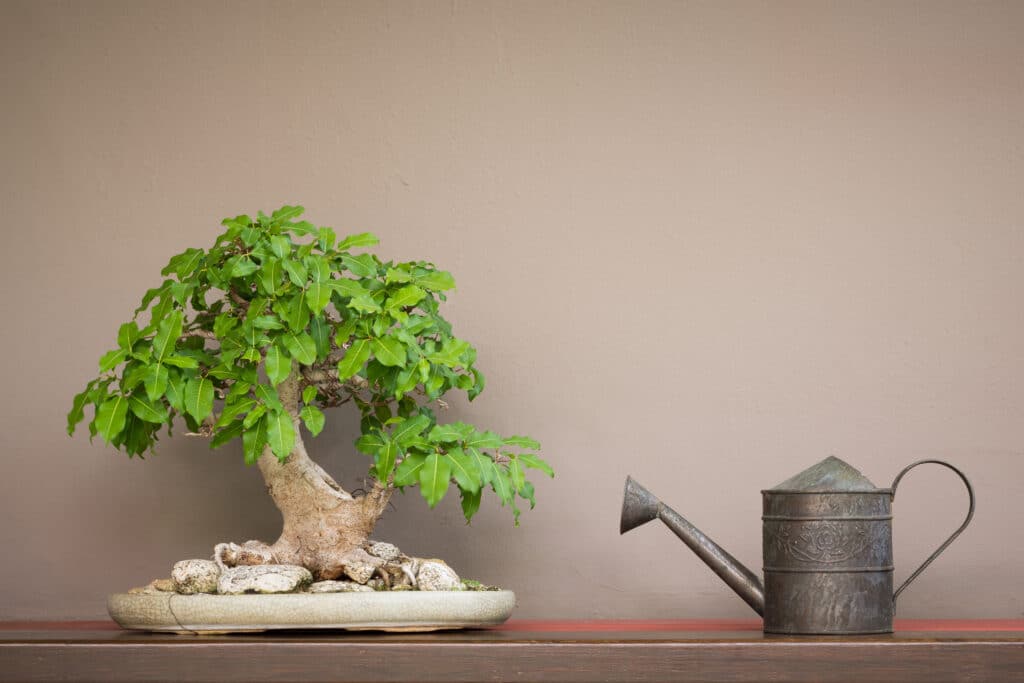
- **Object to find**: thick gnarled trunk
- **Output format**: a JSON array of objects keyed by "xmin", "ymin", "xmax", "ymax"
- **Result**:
[
  {"xmin": 220, "ymin": 374, "xmax": 393, "ymax": 580},
  {"xmin": 256, "ymin": 446, "xmax": 390, "ymax": 579}
]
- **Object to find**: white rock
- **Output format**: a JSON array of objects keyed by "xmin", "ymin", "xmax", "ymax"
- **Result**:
[
  {"xmin": 367, "ymin": 541, "xmax": 401, "ymax": 562},
  {"xmin": 309, "ymin": 580, "xmax": 375, "ymax": 594},
  {"xmin": 416, "ymin": 559, "xmax": 462, "ymax": 591},
  {"xmin": 172, "ymin": 560, "xmax": 221, "ymax": 595},
  {"xmin": 217, "ymin": 565, "xmax": 312, "ymax": 595},
  {"xmin": 339, "ymin": 548, "xmax": 384, "ymax": 584}
]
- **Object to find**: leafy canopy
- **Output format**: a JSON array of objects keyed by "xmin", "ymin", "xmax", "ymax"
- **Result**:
[{"xmin": 68, "ymin": 206, "xmax": 552, "ymax": 523}]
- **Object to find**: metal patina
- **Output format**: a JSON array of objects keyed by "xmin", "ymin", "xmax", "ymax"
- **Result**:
[{"xmin": 620, "ymin": 456, "xmax": 974, "ymax": 635}]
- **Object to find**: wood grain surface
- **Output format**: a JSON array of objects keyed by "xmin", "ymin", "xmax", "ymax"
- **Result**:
[{"xmin": 1, "ymin": 620, "xmax": 1022, "ymax": 682}]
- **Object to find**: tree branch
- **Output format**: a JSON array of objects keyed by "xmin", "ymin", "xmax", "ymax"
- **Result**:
[
  {"xmin": 185, "ymin": 415, "xmax": 217, "ymax": 437},
  {"xmin": 180, "ymin": 330, "xmax": 216, "ymax": 341},
  {"xmin": 229, "ymin": 290, "xmax": 250, "ymax": 310}
]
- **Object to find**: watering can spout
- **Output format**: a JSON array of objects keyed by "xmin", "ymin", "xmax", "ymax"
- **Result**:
[{"xmin": 620, "ymin": 476, "xmax": 765, "ymax": 616}]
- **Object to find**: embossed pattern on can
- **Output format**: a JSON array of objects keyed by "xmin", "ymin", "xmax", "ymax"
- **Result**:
[{"xmin": 762, "ymin": 491, "xmax": 894, "ymax": 634}]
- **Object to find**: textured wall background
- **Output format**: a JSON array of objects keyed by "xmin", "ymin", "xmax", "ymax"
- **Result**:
[{"xmin": 1, "ymin": 0, "xmax": 1022, "ymax": 620}]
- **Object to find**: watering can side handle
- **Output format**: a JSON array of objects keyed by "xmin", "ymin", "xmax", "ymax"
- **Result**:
[{"xmin": 889, "ymin": 459, "xmax": 976, "ymax": 603}]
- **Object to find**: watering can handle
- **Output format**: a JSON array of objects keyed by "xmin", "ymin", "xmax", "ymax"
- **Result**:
[{"xmin": 890, "ymin": 459, "xmax": 975, "ymax": 603}]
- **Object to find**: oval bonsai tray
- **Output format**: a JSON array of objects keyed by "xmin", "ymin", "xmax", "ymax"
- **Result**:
[{"xmin": 108, "ymin": 590, "xmax": 516, "ymax": 633}]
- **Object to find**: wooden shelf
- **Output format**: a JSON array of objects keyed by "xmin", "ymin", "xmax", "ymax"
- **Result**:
[{"xmin": 1, "ymin": 620, "xmax": 1022, "ymax": 682}]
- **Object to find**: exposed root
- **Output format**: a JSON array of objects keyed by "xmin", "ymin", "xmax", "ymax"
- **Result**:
[{"xmin": 214, "ymin": 541, "xmax": 276, "ymax": 570}]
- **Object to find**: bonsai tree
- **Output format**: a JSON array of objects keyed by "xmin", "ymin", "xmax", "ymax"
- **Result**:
[{"xmin": 68, "ymin": 206, "xmax": 552, "ymax": 580}]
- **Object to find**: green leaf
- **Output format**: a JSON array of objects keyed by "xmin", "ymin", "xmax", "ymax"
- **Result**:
[
  {"xmin": 427, "ymin": 338, "xmax": 471, "ymax": 366},
  {"xmin": 385, "ymin": 285, "xmax": 426, "ymax": 313},
  {"xmin": 265, "ymin": 344, "xmax": 291, "ymax": 386},
  {"xmin": 240, "ymin": 226, "xmax": 260, "ymax": 246},
  {"xmin": 148, "ymin": 293, "xmax": 175, "ymax": 330},
  {"xmin": 242, "ymin": 415, "xmax": 267, "ymax": 465},
  {"xmin": 213, "ymin": 313, "xmax": 238, "ymax": 339},
  {"xmin": 460, "ymin": 488, "xmax": 482, "ymax": 522},
  {"xmin": 259, "ymin": 258, "xmax": 282, "ymax": 295},
  {"xmin": 272, "ymin": 205, "xmax": 305, "ymax": 223},
  {"xmin": 120, "ymin": 413, "xmax": 151, "ymax": 456},
  {"xmin": 152, "ymin": 310, "xmax": 183, "ymax": 364},
  {"xmin": 216, "ymin": 398, "xmax": 256, "ymax": 427},
  {"xmin": 305, "ymin": 281, "xmax": 331, "ymax": 313},
  {"xmin": 253, "ymin": 315, "xmax": 285, "ymax": 330},
  {"xmin": 346, "ymin": 293, "xmax": 382, "ymax": 314},
  {"xmin": 95, "ymin": 395, "xmax": 129, "ymax": 443},
  {"xmin": 226, "ymin": 377, "xmax": 254, "ymax": 397},
  {"xmin": 184, "ymin": 376, "xmax": 215, "ymax": 421},
  {"xmin": 309, "ymin": 316, "xmax": 330, "ymax": 360},
  {"xmin": 162, "ymin": 355, "xmax": 199, "ymax": 369},
  {"xmin": 317, "ymin": 226, "xmax": 336, "ymax": 251},
  {"xmin": 332, "ymin": 317, "xmax": 357, "ymax": 346},
  {"xmin": 210, "ymin": 420, "xmax": 244, "ymax": 449},
  {"xmin": 163, "ymin": 372, "xmax": 185, "ymax": 411},
  {"xmin": 117, "ymin": 322, "xmax": 141, "ymax": 351},
  {"xmin": 290, "ymin": 219, "xmax": 317, "ymax": 236},
  {"xmin": 135, "ymin": 280, "xmax": 171, "ymax": 316},
  {"xmin": 428, "ymin": 422, "xmax": 475, "ymax": 443},
  {"xmin": 336, "ymin": 339, "xmax": 371, "ymax": 380},
  {"xmin": 468, "ymin": 367, "xmax": 486, "ymax": 401},
  {"xmin": 169, "ymin": 281, "xmax": 194, "ymax": 307},
  {"xmin": 355, "ymin": 432, "xmax": 385, "ymax": 455},
  {"xmin": 308, "ymin": 255, "xmax": 331, "ymax": 283},
  {"xmin": 508, "ymin": 457, "xmax": 525, "ymax": 492},
  {"xmin": 419, "ymin": 452, "xmax": 452, "ymax": 508},
  {"xmin": 517, "ymin": 453, "xmax": 555, "ymax": 478},
  {"xmin": 489, "ymin": 461, "xmax": 513, "ymax": 505},
  {"xmin": 326, "ymin": 279, "xmax": 368, "ymax": 299},
  {"xmin": 467, "ymin": 447, "xmax": 494, "ymax": 484},
  {"xmin": 466, "ymin": 430, "xmax": 503, "ymax": 449},
  {"xmin": 302, "ymin": 385, "xmax": 317, "ymax": 405},
  {"xmin": 282, "ymin": 259, "xmax": 307, "ymax": 287},
  {"xmin": 415, "ymin": 270, "xmax": 456, "ymax": 291},
  {"xmin": 121, "ymin": 363, "xmax": 147, "ymax": 389},
  {"xmin": 98, "ymin": 349, "xmax": 128, "ymax": 372},
  {"xmin": 128, "ymin": 394, "xmax": 169, "ymax": 424},
  {"xmin": 266, "ymin": 410, "xmax": 296, "ymax": 459},
  {"xmin": 371, "ymin": 337, "xmax": 405, "ymax": 367},
  {"xmin": 242, "ymin": 403, "xmax": 267, "ymax": 428},
  {"xmin": 143, "ymin": 364, "xmax": 169, "ymax": 401},
  {"xmin": 385, "ymin": 267, "xmax": 412, "ymax": 284},
  {"xmin": 394, "ymin": 453, "xmax": 427, "ymax": 487},
  {"xmin": 283, "ymin": 332, "xmax": 316, "ymax": 365},
  {"xmin": 284, "ymin": 292, "xmax": 310, "ymax": 331},
  {"xmin": 447, "ymin": 447, "xmax": 481, "ymax": 494},
  {"xmin": 341, "ymin": 253, "xmax": 378, "ymax": 278},
  {"xmin": 337, "ymin": 232, "xmax": 379, "ymax": 251},
  {"xmin": 161, "ymin": 248, "xmax": 204, "ymax": 279},
  {"xmin": 375, "ymin": 438, "xmax": 399, "ymax": 482},
  {"xmin": 269, "ymin": 235, "xmax": 291, "ymax": 259},
  {"xmin": 231, "ymin": 257, "xmax": 259, "ymax": 278},
  {"xmin": 519, "ymin": 480, "xmax": 536, "ymax": 507},
  {"xmin": 504, "ymin": 435, "xmax": 541, "ymax": 450},
  {"xmin": 300, "ymin": 405, "xmax": 325, "ymax": 436},
  {"xmin": 390, "ymin": 414, "xmax": 431, "ymax": 447},
  {"xmin": 67, "ymin": 387, "xmax": 91, "ymax": 435},
  {"xmin": 254, "ymin": 384, "xmax": 283, "ymax": 411}
]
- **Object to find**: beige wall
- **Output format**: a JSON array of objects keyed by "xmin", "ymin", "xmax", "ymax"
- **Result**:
[{"xmin": 1, "ymin": 0, "xmax": 1022, "ymax": 620}]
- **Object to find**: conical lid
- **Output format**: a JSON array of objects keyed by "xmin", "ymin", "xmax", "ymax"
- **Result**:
[{"xmin": 768, "ymin": 456, "xmax": 878, "ymax": 492}]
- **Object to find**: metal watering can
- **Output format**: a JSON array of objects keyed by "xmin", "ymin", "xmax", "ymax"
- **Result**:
[{"xmin": 620, "ymin": 456, "xmax": 974, "ymax": 634}]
